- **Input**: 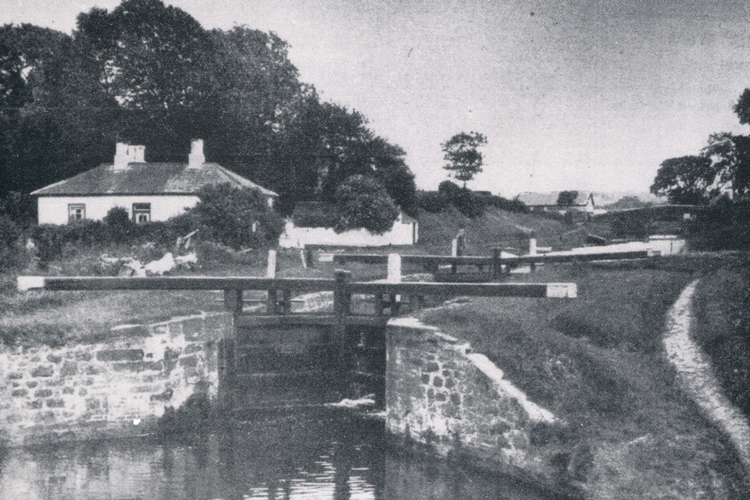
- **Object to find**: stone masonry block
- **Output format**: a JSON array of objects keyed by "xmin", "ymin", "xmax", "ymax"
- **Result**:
[
  {"xmin": 96, "ymin": 349, "xmax": 144, "ymax": 362},
  {"xmin": 46, "ymin": 354, "xmax": 62, "ymax": 364},
  {"xmin": 111, "ymin": 360, "xmax": 163, "ymax": 372},
  {"xmin": 60, "ymin": 361, "xmax": 78, "ymax": 377},
  {"xmin": 181, "ymin": 318, "xmax": 204, "ymax": 340},
  {"xmin": 204, "ymin": 314, "xmax": 232, "ymax": 339},
  {"xmin": 424, "ymin": 362, "xmax": 440, "ymax": 373},
  {"xmin": 184, "ymin": 343, "xmax": 203, "ymax": 355},
  {"xmin": 46, "ymin": 399, "xmax": 65, "ymax": 408},
  {"xmin": 168, "ymin": 321, "xmax": 182, "ymax": 338},
  {"xmin": 11, "ymin": 389, "xmax": 28, "ymax": 397},
  {"xmin": 8, "ymin": 372, "xmax": 23, "ymax": 380},
  {"xmin": 178, "ymin": 355, "xmax": 198, "ymax": 368},
  {"xmin": 75, "ymin": 351, "xmax": 92, "ymax": 361},
  {"xmin": 85, "ymin": 366, "xmax": 103, "ymax": 375},
  {"xmin": 34, "ymin": 389, "xmax": 53, "ymax": 398},
  {"xmin": 31, "ymin": 365, "xmax": 54, "ymax": 378}
]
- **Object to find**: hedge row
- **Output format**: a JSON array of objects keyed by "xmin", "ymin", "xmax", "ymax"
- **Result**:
[{"xmin": 417, "ymin": 188, "xmax": 528, "ymax": 217}]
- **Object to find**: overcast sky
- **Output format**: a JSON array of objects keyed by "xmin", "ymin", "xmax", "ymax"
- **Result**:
[{"xmin": 3, "ymin": 0, "xmax": 750, "ymax": 196}]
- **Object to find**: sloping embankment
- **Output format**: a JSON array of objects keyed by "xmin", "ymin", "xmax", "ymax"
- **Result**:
[{"xmin": 664, "ymin": 280, "xmax": 750, "ymax": 474}]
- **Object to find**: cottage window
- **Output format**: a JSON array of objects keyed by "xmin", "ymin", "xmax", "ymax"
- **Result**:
[
  {"xmin": 132, "ymin": 203, "xmax": 151, "ymax": 224},
  {"xmin": 68, "ymin": 204, "xmax": 85, "ymax": 222}
]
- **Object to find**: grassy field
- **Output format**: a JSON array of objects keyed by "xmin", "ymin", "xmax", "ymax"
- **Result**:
[
  {"xmin": 693, "ymin": 256, "xmax": 750, "ymax": 417},
  {"xmin": 415, "ymin": 205, "xmax": 579, "ymax": 254},
  {"xmin": 0, "ymin": 244, "xmax": 332, "ymax": 346},
  {"xmin": 3, "ymin": 206, "xmax": 750, "ymax": 497},
  {"xmin": 417, "ymin": 254, "xmax": 749, "ymax": 499}
]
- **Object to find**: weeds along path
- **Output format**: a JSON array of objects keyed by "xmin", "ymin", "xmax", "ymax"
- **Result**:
[{"xmin": 664, "ymin": 280, "xmax": 750, "ymax": 474}]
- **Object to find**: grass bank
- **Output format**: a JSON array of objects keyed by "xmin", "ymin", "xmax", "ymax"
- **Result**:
[
  {"xmin": 0, "ymin": 244, "xmax": 330, "ymax": 347},
  {"xmin": 692, "ymin": 255, "xmax": 750, "ymax": 417},
  {"xmin": 418, "ymin": 254, "xmax": 748, "ymax": 499}
]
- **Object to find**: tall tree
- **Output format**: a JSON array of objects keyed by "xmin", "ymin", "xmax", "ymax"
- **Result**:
[
  {"xmin": 0, "ymin": 0, "xmax": 417, "ymax": 214},
  {"xmin": 441, "ymin": 131, "xmax": 487, "ymax": 187},
  {"xmin": 74, "ymin": 0, "xmax": 214, "ymax": 159},
  {"xmin": 702, "ymin": 133, "xmax": 750, "ymax": 200},
  {"xmin": 0, "ymin": 24, "xmax": 117, "ymax": 196},
  {"xmin": 556, "ymin": 190, "xmax": 579, "ymax": 207},
  {"xmin": 650, "ymin": 155, "xmax": 718, "ymax": 204}
]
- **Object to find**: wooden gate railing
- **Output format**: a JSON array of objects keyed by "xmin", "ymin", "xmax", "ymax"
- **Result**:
[
  {"xmin": 333, "ymin": 249, "xmax": 660, "ymax": 277},
  {"xmin": 18, "ymin": 271, "xmax": 577, "ymax": 410}
]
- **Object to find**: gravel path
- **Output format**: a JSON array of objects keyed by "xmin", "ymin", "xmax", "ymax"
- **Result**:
[{"xmin": 664, "ymin": 279, "xmax": 750, "ymax": 473}]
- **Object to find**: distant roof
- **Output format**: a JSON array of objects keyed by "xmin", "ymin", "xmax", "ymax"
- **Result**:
[
  {"xmin": 31, "ymin": 162, "xmax": 278, "ymax": 197},
  {"xmin": 516, "ymin": 191, "xmax": 593, "ymax": 207}
]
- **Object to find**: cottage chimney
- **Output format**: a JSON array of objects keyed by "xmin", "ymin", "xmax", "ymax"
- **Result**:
[
  {"xmin": 133, "ymin": 145, "xmax": 145, "ymax": 163},
  {"xmin": 188, "ymin": 139, "xmax": 205, "ymax": 168},
  {"xmin": 113, "ymin": 142, "xmax": 145, "ymax": 170}
]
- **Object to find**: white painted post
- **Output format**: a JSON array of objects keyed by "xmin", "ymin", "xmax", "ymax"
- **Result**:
[
  {"xmin": 266, "ymin": 249, "xmax": 277, "ymax": 278},
  {"xmin": 387, "ymin": 253, "xmax": 402, "ymax": 283},
  {"xmin": 388, "ymin": 253, "xmax": 402, "ymax": 312},
  {"xmin": 451, "ymin": 238, "xmax": 458, "ymax": 257},
  {"xmin": 529, "ymin": 237, "xmax": 537, "ymax": 256}
]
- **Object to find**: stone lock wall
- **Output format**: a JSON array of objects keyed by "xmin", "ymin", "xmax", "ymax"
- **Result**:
[
  {"xmin": 0, "ymin": 312, "xmax": 231, "ymax": 447},
  {"xmin": 385, "ymin": 317, "xmax": 561, "ymax": 488}
]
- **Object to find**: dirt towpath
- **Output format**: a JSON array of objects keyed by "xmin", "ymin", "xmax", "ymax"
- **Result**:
[{"xmin": 664, "ymin": 279, "xmax": 750, "ymax": 474}]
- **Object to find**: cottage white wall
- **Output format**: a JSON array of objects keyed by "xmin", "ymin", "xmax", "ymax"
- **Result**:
[
  {"xmin": 279, "ymin": 214, "xmax": 418, "ymax": 248},
  {"xmin": 37, "ymin": 195, "xmax": 200, "ymax": 225}
]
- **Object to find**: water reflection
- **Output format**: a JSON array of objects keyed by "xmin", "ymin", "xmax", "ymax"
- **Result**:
[{"xmin": 0, "ymin": 411, "xmax": 550, "ymax": 500}]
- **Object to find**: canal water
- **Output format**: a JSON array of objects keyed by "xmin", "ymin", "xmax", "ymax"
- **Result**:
[{"xmin": 0, "ymin": 411, "xmax": 552, "ymax": 500}]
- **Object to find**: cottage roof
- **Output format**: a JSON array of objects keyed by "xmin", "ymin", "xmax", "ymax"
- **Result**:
[
  {"xmin": 31, "ymin": 162, "xmax": 278, "ymax": 198},
  {"xmin": 516, "ymin": 191, "xmax": 594, "ymax": 207}
]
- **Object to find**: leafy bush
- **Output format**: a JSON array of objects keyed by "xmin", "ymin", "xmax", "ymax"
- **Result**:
[
  {"xmin": 0, "ymin": 191, "xmax": 36, "ymax": 227},
  {"xmin": 0, "ymin": 215, "xmax": 27, "ymax": 269},
  {"xmin": 31, "ymin": 211, "xmax": 198, "ymax": 264},
  {"xmin": 291, "ymin": 202, "xmax": 341, "ymax": 228},
  {"xmin": 334, "ymin": 175, "xmax": 399, "ymax": 234},
  {"xmin": 417, "ymin": 191, "xmax": 450, "ymax": 213},
  {"xmin": 688, "ymin": 200, "xmax": 750, "ymax": 250},
  {"xmin": 438, "ymin": 180, "xmax": 462, "ymax": 198},
  {"xmin": 418, "ymin": 188, "xmax": 528, "ymax": 216},
  {"xmin": 451, "ymin": 188, "xmax": 484, "ymax": 217},
  {"xmin": 484, "ymin": 195, "xmax": 529, "ymax": 213},
  {"xmin": 103, "ymin": 206, "xmax": 138, "ymax": 244},
  {"xmin": 191, "ymin": 183, "xmax": 284, "ymax": 249}
]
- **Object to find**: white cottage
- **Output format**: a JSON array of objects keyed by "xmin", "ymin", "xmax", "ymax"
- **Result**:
[
  {"xmin": 31, "ymin": 140, "xmax": 277, "ymax": 225},
  {"xmin": 279, "ymin": 201, "xmax": 418, "ymax": 248}
]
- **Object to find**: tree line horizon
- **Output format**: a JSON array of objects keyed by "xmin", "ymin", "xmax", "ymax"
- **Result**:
[{"xmin": 0, "ymin": 0, "xmax": 430, "ymax": 218}]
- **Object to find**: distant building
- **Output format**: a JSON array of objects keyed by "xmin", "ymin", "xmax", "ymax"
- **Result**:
[
  {"xmin": 279, "ymin": 201, "xmax": 418, "ymax": 248},
  {"xmin": 516, "ymin": 191, "xmax": 597, "ymax": 213},
  {"xmin": 31, "ymin": 140, "xmax": 277, "ymax": 225}
]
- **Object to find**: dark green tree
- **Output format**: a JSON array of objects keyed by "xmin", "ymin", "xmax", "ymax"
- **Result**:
[
  {"xmin": 0, "ymin": 23, "xmax": 118, "ymax": 196},
  {"xmin": 650, "ymin": 155, "xmax": 717, "ymax": 204},
  {"xmin": 702, "ymin": 133, "xmax": 750, "ymax": 200},
  {"xmin": 441, "ymin": 131, "xmax": 487, "ymax": 187},
  {"xmin": 0, "ymin": 0, "xmax": 417, "ymax": 217},
  {"xmin": 557, "ymin": 190, "xmax": 579, "ymax": 207},
  {"xmin": 191, "ymin": 183, "xmax": 283, "ymax": 249},
  {"xmin": 334, "ymin": 175, "xmax": 399, "ymax": 234}
]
